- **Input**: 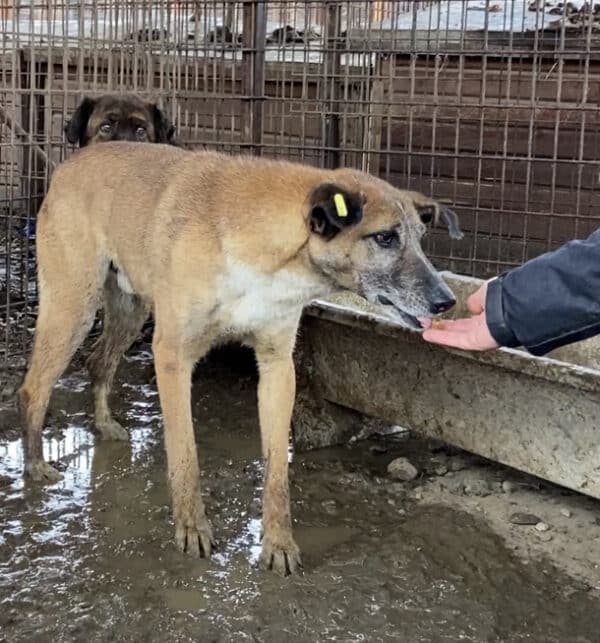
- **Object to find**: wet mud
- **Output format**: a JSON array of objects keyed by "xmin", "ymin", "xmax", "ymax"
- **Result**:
[{"xmin": 1, "ymin": 344, "xmax": 600, "ymax": 642}]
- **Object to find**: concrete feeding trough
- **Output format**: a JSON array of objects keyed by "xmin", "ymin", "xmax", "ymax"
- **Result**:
[{"xmin": 292, "ymin": 272, "xmax": 600, "ymax": 500}]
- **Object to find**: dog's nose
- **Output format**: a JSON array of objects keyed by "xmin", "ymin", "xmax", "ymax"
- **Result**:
[{"xmin": 429, "ymin": 295, "xmax": 456, "ymax": 315}]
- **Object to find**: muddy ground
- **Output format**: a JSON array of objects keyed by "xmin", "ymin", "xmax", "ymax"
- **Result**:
[{"xmin": 1, "ymin": 341, "xmax": 600, "ymax": 643}]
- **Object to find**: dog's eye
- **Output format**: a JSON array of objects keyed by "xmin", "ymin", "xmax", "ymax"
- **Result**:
[
  {"xmin": 136, "ymin": 126, "xmax": 147, "ymax": 140},
  {"xmin": 99, "ymin": 122, "xmax": 112, "ymax": 134},
  {"xmin": 374, "ymin": 231, "xmax": 399, "ymax": 248}
]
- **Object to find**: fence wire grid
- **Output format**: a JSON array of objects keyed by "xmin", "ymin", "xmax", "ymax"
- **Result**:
[{"xmin": 1, "ymin": 0, "xmax": 600, "ymax": 369}]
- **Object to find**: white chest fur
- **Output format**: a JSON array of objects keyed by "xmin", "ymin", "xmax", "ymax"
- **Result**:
[{"xmin": 215, "ymin": 259, "xmax": 327, "ymax": 334}]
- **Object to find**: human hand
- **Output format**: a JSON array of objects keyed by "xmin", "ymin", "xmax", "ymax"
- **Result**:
[{"xmin": 421, "ymin": 282, "xmax": 500, "ymax": 351}]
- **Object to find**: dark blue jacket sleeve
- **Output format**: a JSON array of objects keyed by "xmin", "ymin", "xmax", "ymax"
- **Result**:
[{"xmin": 485, "ymin": 228, "xmax": 600, "ymax": 356}]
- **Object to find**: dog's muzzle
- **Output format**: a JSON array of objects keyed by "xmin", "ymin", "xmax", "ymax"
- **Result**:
[{"xmin": 376, "ymin": 283, "xmax": 456, "ymax": 331}]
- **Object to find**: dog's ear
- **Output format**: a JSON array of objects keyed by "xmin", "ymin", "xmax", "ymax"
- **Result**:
[
  {"xmin": 309, "ymin": 183, "xmax": 364, "ymax": 241},
  {"xmin": 64, "ymin": 96, "xmax": 96, "ymax": 146},
  {"xmin": 417, "ymin": 203, "xmax": 464, "ymax": 241},
  {"xmin": 151, "ymin": 104, "xmax": 177, "ymax": 144}
]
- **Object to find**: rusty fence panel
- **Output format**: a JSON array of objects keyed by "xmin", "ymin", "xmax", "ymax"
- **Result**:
[{"xmin": 1, "ymin": 0, "xmax": 600, "ymax": 371}]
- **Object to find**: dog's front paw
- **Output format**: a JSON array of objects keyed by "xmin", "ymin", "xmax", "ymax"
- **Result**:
[
  {"xmin": 174, "ymin": 503, "xmax": 215, "ymax": 558},
  {"xmin": 260, "ymin": 530, "xmax": 302, "ymax": 576},
  {"xmin": 25, "ymin": 459, "xmax": 63, "ymax": 483},
  {"xmin": 96, "ymin": 418, "xmax": 129, "ymax": 441}
]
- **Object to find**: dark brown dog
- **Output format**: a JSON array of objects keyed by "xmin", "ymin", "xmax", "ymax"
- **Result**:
[{"xmin": 64, "ymin": 94, "xmax": 177, "ymax": 147}]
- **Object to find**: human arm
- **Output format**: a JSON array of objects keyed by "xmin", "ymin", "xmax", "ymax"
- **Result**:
[{"xmin": 422, "ymin": 228, "xmax": 600, "ymax": 355}]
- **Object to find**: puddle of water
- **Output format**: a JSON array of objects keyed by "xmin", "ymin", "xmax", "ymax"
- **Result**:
[{"xmin": 1, "ymin": 348, "xmax": 600, "ymax": 642}]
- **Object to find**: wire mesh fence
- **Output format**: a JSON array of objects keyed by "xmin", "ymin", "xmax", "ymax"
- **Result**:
[{"xmin": 2, "ymin": 0, "xmax": 600, "ymax": 371}]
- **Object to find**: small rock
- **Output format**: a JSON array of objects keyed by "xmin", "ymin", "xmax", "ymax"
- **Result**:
[
  {"xmin": 387, "ymin": 457, "xmax": 418, "ymax": 482},
  {"xmin": 537, "ymin": 532, "xmax": 553, "ymax": 543},
  {"xmin": 535, "ymin": 521, "xmax": 550, "ymax": 532},
  {"xmin": 502, "ymin": 480, "xmax": 516, "ymax": 494},
  {"xmin": 370, "ymin": 424, "xmax": 410, "ymax": 442},
  {"xmin": 434, "ymin": 465, "xmax": 448, "ymax": 476},
  {"xmin": 510, "ymin": 512, "xmax": 542, "ymax": 525},
  {"xmin": 560, "ymin": 508, "xmax": 572, "ymax": 518}
]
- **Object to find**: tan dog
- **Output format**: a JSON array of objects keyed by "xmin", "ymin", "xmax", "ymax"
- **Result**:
[{"xmin": 18, "ymin": 142, "xmax": 461, "ymax": 575}]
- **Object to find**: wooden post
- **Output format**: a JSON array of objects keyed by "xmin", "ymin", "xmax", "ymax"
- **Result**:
[
  {"xmin": 323, "ymin": 1, "xmax": 342, "ymax": 169},
  {"xmin": 241, "ymin": 0, "xmax": 266, "ymax": 156}
]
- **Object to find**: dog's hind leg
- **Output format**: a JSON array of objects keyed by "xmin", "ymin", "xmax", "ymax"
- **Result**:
[
  {"xmin": 18, "ymin": 244, "xmax": 106, "ymax": 483},
  {"xmin": 86, "ymin": 270, "xmax": 150, "ymax": 440}
]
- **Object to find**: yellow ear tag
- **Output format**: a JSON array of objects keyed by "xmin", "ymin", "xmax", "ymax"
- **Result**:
[{"xmin": 334, "ymin": 193, "xmax": 348, "ymax": 218}]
